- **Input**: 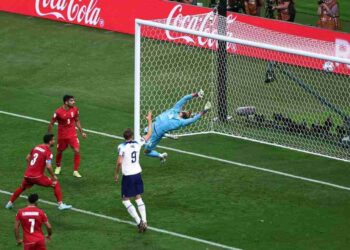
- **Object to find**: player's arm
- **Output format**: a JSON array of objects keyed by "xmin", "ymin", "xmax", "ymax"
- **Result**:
[
  {"xmin": 115, "ymin": 156, "xmax": 123, "ymax": 183},
  {"xmin": 180, "ymin": 113, "xmax": 202, "ymax": 127},
  {"xmin": 46, "ymin": 160, "xmax": 57, "ymax": 181},
  {"xmin": 26, "ymin": 149, "xmax": 34, "ymax": 163},
  {"xmin": 48, "ymin": 113, "xmax": 57, "ymax": 133},
  {"xmin": 172, "ymin": 89, "xmax": 204, "ymax": 111},
  {"xmin": 48, "ymin": 122, "xmax": 54, "ymax": 133},
  {"xmin": 180, "ymin": 101, "xmax": 211, "ymax": 127},
  {"xmin": 44, "ymin": 221, "xmax": 52, "ymax": 240},
  {"xmin": 143, "ymin": 111, "xmax": 153, "ymax": 142},
  {"xmin": 25, "ymin": 154, "xmax": 31, "ymax": 163},
  {"xmin": 14, "ymin": 219, "xmax": 23, "ymax": 245},
  {"xmin": 75, "ymin": 116, "xmax": 87, "ymax": 139}
]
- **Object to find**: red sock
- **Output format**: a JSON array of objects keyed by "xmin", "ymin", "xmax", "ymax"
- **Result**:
[
  {"xmin": 74, "ymin": 153, "xmax": 80, "ymax": 171},
  {"xmin": 56, "ymin": 151, "xmax": 63, "ymax": 167},
  {"xmin": 53, "ymin": 182, "xmax": 63, "ymax": 203},
  {"xmin": 10, "ymin": 186, "xmax": 26, "ymax": 203}
]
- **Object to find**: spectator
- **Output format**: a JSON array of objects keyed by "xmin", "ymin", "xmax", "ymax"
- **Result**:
[
  {"xmin": 316, "ymin": 0, "xmax": 341, "ymax": 30},
  {"xmin": 181, "ymin": 0, "xmax": 195, "ymax": 5},
  {"xmin": 244, "ymin": 0, "xmax": 264, "ymax": 16},
  {"xmin": 209, "ymin": 0, "xmax": 217, "ymax": 8},
  {"xmin": 228, "ymin": 0, "xmax": 245, "ymax": 13},
  {"xmin": 169, "ymin": 0, "xmax": 196, "ymax": 4},
  {"xmin": 273, "ymin": 0, "xmax": 296, "ymax": 22}
]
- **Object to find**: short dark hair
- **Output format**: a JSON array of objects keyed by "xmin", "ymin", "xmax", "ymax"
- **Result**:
[
  {"xmin": 43, "ymin": 133, "xmax": 54, "ymax": 144},
  {"xmin": 181, "ymin": 111, "xmax": 192, "ymax": 119},
  {"xmin": 63, "ymin": 95, "xmax": 74, "ymax": 103},
  {"xmin": 123, "ymin": 128, "xmax": 133, "ymax": 140},
  {"xmin": 28, "ymin": 193, "xmax": 39, "ymax": 204}
]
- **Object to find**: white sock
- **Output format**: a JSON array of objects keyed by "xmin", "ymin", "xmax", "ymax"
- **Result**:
[
  {"xmin": 122, "ymin": 200, "xmax": 141, "ymax": 224},
  {"xmin": 136, "ymin": 198, "xmax": 146, "ymax": 223}
]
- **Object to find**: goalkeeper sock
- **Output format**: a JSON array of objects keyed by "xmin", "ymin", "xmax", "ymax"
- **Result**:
[
  {"xmin": 136, "ymin": 198, "xmax": 147, "ymax": 222},
  {"xmin": 146, "ymin": 150, "xmax": 160, "ymax": 158},
  {"xmin": 122, "ymin": 200, "xmax": 141, "ymax": 224}
]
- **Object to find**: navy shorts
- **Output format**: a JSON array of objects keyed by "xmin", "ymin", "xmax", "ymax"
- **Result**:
[{"xmin": 121, "ymin": 173, "xmax": 144, "ymax": 198}]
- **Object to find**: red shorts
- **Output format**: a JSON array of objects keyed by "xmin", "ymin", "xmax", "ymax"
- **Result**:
[
  {"xmin": 22, "ymin": 176, "xmax": 56, "ymax": 189},
  {"xmin": 24, "ymin": 240, "xmax": 46, "ymax": 250},
  {"xmin": 57, "ymin": 137, "xmax": 79, "ymax": 151}
]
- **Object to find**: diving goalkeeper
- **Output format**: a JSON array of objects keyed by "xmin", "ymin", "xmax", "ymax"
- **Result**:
[{"xmin": 144, "ymin": 90, "xmax": 211, "ymax": 162}]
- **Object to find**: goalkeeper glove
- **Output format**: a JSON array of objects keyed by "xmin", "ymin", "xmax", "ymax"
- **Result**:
[
  {"xmin": 203, "ymin": 101, "xmax": 212, "ymax": 114},
  {"xmin": 197, "ymin": 89, "xmax": 204, "ymax": 98}
]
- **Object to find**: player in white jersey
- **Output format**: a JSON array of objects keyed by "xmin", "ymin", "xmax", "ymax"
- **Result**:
[{"xmin": 115, "ymin": 111, "xmax": 152, "ymax": 233}]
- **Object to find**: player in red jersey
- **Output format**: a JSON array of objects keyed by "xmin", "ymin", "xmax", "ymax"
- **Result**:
[
  {"xmin": 15, "ymin": 194, "xmax": 52, "ymax": 250},
  {"xmin": 5, "ymin": 134, "xmax": 72, "ymax": 210},
  {"xmin": 48, "ymin": 95, "xmax": 87, "ymax": 178}
]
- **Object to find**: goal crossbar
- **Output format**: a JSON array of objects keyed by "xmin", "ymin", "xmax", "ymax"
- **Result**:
[{"xmin": 135, "ymin": 19, "xmax": 350, "ymax": 65}]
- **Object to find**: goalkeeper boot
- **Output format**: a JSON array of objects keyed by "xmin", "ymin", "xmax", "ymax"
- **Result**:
[
  {"xmin": 58, "ymin": 203, "xmax": 72, "ymax": 210},
  {"xmin": 54, "ymin": 167, "xmax": 61, "ymax": 175},
  {"xmin": 73, "ymin": 171, "xmax": 82, "ymax": 178},
  {"xmin": 5, "ymin": 201, "xmax": 13, "ymax": 209},
  {"xmin": 159, "ymin": 152, "xmax": 168, "ymax": 164}
]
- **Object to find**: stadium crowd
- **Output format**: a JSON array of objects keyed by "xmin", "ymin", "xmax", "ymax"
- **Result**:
[{"xmin": 170, "ymin": 0, "xmax": 342, "ymax": 31}]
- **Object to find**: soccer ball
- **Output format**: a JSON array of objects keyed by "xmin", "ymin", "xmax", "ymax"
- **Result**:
[{"xmin": 323, "ymin": 61, "xmax": 335, "ymax": 72}]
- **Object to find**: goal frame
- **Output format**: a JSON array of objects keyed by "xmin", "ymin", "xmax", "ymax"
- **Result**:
[{"xmin": 134, "ymin": 18, "xmax": 350, "ymax": 163}]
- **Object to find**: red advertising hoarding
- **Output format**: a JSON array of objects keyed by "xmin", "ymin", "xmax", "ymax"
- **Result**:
[{"xmin": 1, "ymin": 0, "xmax": 349, "ymax": 73}]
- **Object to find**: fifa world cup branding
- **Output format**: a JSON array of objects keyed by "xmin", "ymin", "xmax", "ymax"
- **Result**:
[
  {"xmin": 35, "ymin": 0, "xmax": 102, "ymax": 26},
  {"xmin": 166, "ymin": 5, "xmax": 237, "ymax": 51}
]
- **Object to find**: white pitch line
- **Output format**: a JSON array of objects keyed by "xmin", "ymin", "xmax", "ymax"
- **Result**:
[
  {"xmin": 1, "ymin": 110, "xmax": 350, "ymax": 193},
  {"xmin": 0, "ymin": 190, "xmax": 241, "ymax": 250}
]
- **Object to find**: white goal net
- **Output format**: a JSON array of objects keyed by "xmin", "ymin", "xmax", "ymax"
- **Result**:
[{"xmin": 135, "ymin": 14, "xmax": 350, "ymax": 162}]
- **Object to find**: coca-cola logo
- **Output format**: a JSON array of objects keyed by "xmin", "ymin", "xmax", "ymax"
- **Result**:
[
  {"xmin": 166, "ymin": 5, "xmax": 237, "ymax": 51},
  {"xmin": 35, "ymin": 0, "xmax": 103, "ymax": 27}
]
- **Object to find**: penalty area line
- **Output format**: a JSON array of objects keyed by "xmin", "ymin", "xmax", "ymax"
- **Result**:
[
  {"xmin": 1, "ymin": 110, "xmax": 350, "ymax": 193},
  {"xmin": 0, "ymin": 190, "xmax": 241, "ymax": 250}
]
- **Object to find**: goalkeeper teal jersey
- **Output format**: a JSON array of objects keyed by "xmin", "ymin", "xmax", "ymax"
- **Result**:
[{"xmin": 153, "ymin": 94, "xmax": 201, "ymax": 136}]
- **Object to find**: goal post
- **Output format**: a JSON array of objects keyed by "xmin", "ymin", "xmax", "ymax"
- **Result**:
[
  {"xmin": 217, "ymin": 0, "xmax": 228, "ymax": 122},
  {"xmin": 134, "ymin": 21, "xmax": 142, "ymax": 140},
  {"xmin": 134, "ymin": 15, "xmax": 350, "ymax": 162}
]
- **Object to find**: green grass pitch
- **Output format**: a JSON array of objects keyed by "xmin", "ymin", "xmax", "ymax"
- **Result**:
[{"xmin": 0, "ymin": 11, "xmax": 350, "ymax": 250}]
